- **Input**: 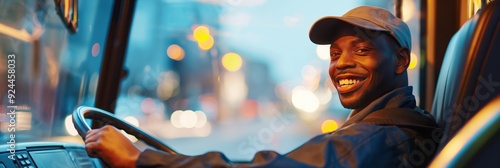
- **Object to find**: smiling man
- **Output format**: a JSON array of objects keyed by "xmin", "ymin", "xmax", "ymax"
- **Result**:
[{"xmin": 85, "ymin": 6, "xmax": 439, "ymax": 168}]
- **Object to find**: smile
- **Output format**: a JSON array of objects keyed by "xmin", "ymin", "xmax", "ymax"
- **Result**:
[
  {"xmin": 339, "ymin": 79, "xmax": 361, "ymax": 87},
  {"xmin": 335, "ymin": 76, "xmax": 367, "ymax": 94}
]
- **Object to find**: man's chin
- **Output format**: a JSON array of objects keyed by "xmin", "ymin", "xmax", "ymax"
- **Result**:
[
  {"xmin": 339, "ymin": 95, "xmax": 365, "ymax": 110},
  {"xmin": 340, "ymin": 101, "xmax": 359, "ymax": 110}
]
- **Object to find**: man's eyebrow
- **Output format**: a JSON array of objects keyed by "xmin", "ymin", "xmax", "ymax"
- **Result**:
[
  {"xmin": 330, "ymin": 43, "xmax": 340, "ymax": 49},
  {"xmin": 330, "ymin": 38, "xmax": 371, "ymax": 49},
  {"xmin": 351, "ymin": 38, "xmax": 370, "ymax": 46}
]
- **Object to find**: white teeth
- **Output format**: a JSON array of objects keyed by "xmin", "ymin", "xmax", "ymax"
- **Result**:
[{"xmin": 339, "ymin": 79, "xmax": 362, "ymax": 87}]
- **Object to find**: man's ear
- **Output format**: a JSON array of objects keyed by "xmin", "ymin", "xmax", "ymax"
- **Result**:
[{"xmin": 395, "ymin": 47, "xmax": 410, "ymax": 74}]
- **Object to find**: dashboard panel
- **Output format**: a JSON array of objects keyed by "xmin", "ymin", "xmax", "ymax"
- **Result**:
[{"xmin": 0, "ymin": 142, "xmax": 105, "ymax": 168}]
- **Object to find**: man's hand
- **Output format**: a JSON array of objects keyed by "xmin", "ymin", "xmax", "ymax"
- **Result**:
[{"xmin": 85, "ymin": 125, "xmax": 141, "ymax": 168}]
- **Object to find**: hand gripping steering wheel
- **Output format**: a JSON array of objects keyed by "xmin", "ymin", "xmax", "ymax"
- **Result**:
[{"xmin": 72, "ymin": 106, "xmax": 177, "ymax": 154}]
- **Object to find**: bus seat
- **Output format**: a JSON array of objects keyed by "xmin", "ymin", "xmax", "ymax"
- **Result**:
[
  {"xmin": 431, "ymin": 0, "xmax": 500, "ymax": 154},
  {"xmin": 430, "ymin": 95, "xmax": 500, "ymax": 167}
]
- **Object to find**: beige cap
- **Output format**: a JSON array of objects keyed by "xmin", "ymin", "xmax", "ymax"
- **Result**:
[{"xmin": 309, "ymin": 6, "xmax": 411, "ymax": 50}]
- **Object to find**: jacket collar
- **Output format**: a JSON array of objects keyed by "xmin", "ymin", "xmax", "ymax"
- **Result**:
[{"xmin": 340, "ymin": 86, "xmax": 417, "ymax": 129}]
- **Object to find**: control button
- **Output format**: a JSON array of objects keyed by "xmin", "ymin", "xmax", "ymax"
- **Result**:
[
  {"xmin": 25, "ymin": 160, "xmax": 31, "ymax": 165},
  {"xmin": 28, "ymin": 166, "xmax": 35, "ymax": 168},
  {"xmin": 20, "ymin": 160, "xmax": 26, "ymax": 165},
  {"xmin": 22, "ymin": 154, "xmax": 28, "ymax": 159},
  {"xmin": 16, "ymin": 155, "xmax": 23, "ymax": 160}
]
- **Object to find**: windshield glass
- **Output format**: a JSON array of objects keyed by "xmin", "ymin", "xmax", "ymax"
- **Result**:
[
  {"xmin": 117, "ymin": 0, "xmax": 421, "ymax": 161},
  {"xmin": 0, "ymin": 0, "xmax": 114, "ymax": 142}
]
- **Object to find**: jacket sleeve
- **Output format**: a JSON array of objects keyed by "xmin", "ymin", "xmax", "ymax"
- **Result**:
[{"xmin": 136, "ymin": 124, "xmax": 412, "ymax": 168}]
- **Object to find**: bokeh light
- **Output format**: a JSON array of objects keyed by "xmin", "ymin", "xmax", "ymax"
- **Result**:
[
  {"xmin": 180, "ymin": 110, "xmax": 197, "ymax": 128},
  {"xmin": 141, "ymin": 98, "xmax": 156, "ymax": 114},
  {"xmin": 198, "ymin": 35, "xmax": 214, "ymax": 50},
  {"xmin": 120, "ymin": 130, "xmax": 138, "ymax": 143},
  {"xmin": 222, "ymin": 52, "xmax": 243, "ymax": 72},
  {"xmin": 194, "ymin": 111, "xmax": 207, "ymax": 128},
  {"xmin": 193, "ymin": 25, "xmax": 211, "ymax": 42},
  {"xmin": 91, "ymin": 43, "xmax": 100, "ymax": 57},
  {"xmin": 402, "ymin": 0, "xmax": 416, "ymax": 22},
  {"xmin": 157, "ymin": 71, "xmax": 180, "ymax": 100},
  {"xmin": 171, "ymin": 110, "xmax": 183, "ymax": 128},
  {"xmin": 167, "ymin": 44, "xmax": 185, "ymax": 61},
  {"xmin": 64, "ymin": 115, "xmax": 79, "ymax": 136},
  {"xmin": 291, "ymin": 86, "xmax": 319, "ymax": 113},
  {"xmin": 240, "ymin": 99, "xmax": 258, "ymax": 118},
  {"xmin": 199, "ymin": 94, "xmax": 217, "ymax": 114},
  {"xmin": 409, "ymin": 53, "xmax": 418, "ymax": 69},
  {"xmin": 316, "ymin": 45, "xmax": 330, "ymax": 60},
  {"xmin": 221, "ymin": 72, "xmax": 248, "ymax": 105},
  {"xmin": 124, "ymin": 116, "xmax": 140, "ymax": 127},
  {"xmin": 171, "ymin": 110, "xmax": 208, "ymax": 129},
  {"xmin": 321, "ymin": 119, "xmax": 338, "ymax": 133}
]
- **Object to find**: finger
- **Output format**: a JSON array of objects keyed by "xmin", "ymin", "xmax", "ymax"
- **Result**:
[
  {"xmin": 101, "ymin": 125, "xmax": 118, "ymax": 132},
  {"xmin": 84, "ymin": 133, "xmax": 99, "ymax": 144},
  {"xmin": 86, "ymin": 127, "xmax": 102, "ymax": 137},
  {"xmin": 85, "ymin": 130, "xmax": 101, "ymax": 143},
  {"xmin": 86, "ymin": 129, "xmax": 95, "ymax": 136},
  {"xmin": 86, "ymin": 126, "xmax": 106, "ymax": 138},
  {"xmin": 85, "ymin": 142, "xmax": 101, "ymax": 158}
]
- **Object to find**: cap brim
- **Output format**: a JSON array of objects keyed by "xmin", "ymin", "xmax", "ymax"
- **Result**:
[{"xmin": 309, "ymin": 17, "xmax": 388, "ymax": 44}]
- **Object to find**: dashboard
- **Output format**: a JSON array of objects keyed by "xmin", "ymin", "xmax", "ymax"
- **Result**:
[{"xmin": 0, "ymin": 142, "xmax": 105, "ymax": 168}]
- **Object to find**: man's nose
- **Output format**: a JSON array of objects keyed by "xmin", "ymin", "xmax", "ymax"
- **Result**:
[{"xmin": 335, "ymin": 53, "xmax": 356, "ymax": 70}]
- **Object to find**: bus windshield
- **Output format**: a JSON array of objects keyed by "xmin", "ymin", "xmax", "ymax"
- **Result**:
[{"xmin": 0, "ymin": 0, "xmax": 114, "ymax": 141}]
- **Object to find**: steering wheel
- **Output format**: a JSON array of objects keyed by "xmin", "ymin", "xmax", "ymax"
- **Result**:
[{"xmin": 72, "ymin": 106, "xmax": 177, "ymax": 154}]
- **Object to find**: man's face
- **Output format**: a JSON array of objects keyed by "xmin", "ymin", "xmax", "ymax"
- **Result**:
[{"xmin": 329, "ymin": 29, "xmax": 399, "ymax": 110}]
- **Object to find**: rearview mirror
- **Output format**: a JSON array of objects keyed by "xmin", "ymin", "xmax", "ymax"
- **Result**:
[{"xmin": 54, "ymin": 0, "xmax": 78, "ymax": 33}]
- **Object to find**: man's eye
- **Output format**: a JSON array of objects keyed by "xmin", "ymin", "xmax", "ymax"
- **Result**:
[
  {"xmin": 330, "ymin": 51, "xmax": 341, "ymax": 58},
  {"xmin": 355, "ymin": 48, "xmax": 370, "ymax": 55}
]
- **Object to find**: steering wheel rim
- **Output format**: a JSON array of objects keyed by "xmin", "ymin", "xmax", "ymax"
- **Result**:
[{"xmin": 72, "ymin": 106, "xmax": 177, "ymax": 154}]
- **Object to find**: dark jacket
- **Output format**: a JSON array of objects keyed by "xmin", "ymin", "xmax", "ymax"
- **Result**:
[{"xmin": 136, "ymin": 86, "xmax": 439, "ymax": 168}]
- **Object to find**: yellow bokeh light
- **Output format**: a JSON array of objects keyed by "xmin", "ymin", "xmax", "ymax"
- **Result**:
[
  {"xmin": 321, "ymin": 119, "xmax": 338, "ymax": 133},
  {"xmin": 198, "ymin": 35, "xmax": 214, "ymax": 50},
  {"xmin": 167, "ymin": 44, "xmax": 185, "ymax": 61},
  {"xmin": 409, "ymin": 53, "xmax": 418, "ymax": 69},
  {"xmin": 222, "ymin": 52, "xmax": 243, "ymax": 72},
  {"xmin": 193, "ymin": 25, "xmax": 211, "ymax": 42}
]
